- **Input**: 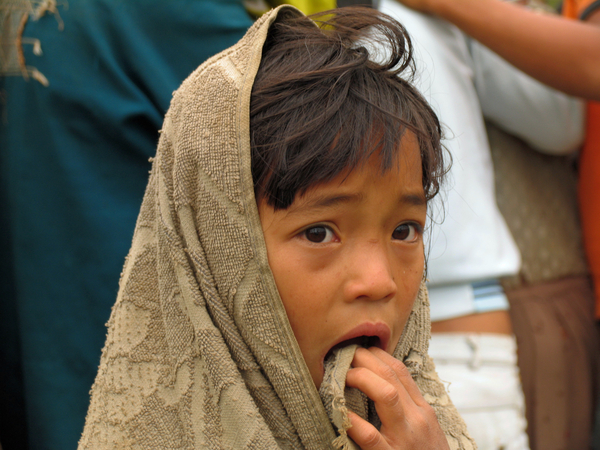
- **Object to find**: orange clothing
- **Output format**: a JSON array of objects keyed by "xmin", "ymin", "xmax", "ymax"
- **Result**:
[
  {"xmin": 579, "ymin": 103, "xmax": 600, "ymax": 318},
  {"xmin": 563, "ymin": 0, "xmax": 600, "ymax": 317},
  {"xmin": 561, "ymin": 0, "xmax": 600, "ymax": 20}
]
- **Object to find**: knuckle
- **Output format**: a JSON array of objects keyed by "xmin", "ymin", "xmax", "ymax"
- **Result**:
[
  {"xmin": 362, "ymin": 427, "xmax": 383, "ymax": 448},
  {"xmin": 389, "ymin": 358, "xmax": 411, "ymax": 379},
  {"xmin": 407, "ymin": 413, "xmax": 429, "ymax": 435},
  {"xmin": 380, "ymin": 364, "xmax": 398, "ymax": 381},
  {"xmin": 412, "ymin": 405, "xmax": 438, "ymax": 432},
  {"xmin": 380, "ymin": 384, "xmax": 401, "ymax": 406},
  {"xmin": 422, "ymin": 402, "xmax": 436, "ymax": 416}
]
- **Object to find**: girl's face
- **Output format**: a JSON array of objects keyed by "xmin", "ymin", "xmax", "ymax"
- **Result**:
[{"xmin": 258, "ymin": 134, "xmax": 426, "ymax": 388}]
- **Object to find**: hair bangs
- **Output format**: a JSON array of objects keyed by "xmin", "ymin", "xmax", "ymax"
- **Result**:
[{"xmin": 250, "ymin": 6, "xmax": 446, "ymax": 210}]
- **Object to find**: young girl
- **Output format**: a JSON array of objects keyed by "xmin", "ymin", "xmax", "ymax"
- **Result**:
[{"xmin": 79, "ymin": 6, "xmax": 474, "ymax": 449}]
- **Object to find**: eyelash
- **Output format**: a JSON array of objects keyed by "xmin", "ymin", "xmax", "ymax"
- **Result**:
[
  {"xmin": 301, "ymin": 225, "xmax": 338, "ymax": 244},
  {"xmin": 392, "ymin": 222, "xmax": 422, "ymax": 242},
  {"xmin": 299, "ymin": 222, "xmax": 422, "ymax": 244}
]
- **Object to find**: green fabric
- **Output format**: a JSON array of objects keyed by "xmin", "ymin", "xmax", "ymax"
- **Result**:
[{"xmin": 0, "ymin": 1, "xmax": 252, "ymax": 449}]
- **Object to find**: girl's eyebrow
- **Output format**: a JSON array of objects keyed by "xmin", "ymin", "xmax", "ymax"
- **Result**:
[
  {"xmin": 288, "ymin": 191, "xmax": 426, "ymax": 215},
  {"xmin": 288, "ymin": 193, "xmax": 365, "ymax": 215},
  {"xmin": 402, "ymin": 193, "xmax": 427, "ymax": 207}
]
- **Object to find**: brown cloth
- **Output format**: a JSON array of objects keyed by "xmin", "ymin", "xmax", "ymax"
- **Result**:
[
  {"xmin": 506, "ymin": 277, "xmax": 598, "ymax": 450},
  {"xmin": 78, "ymin": 6, "xmax": 474, "ymax": 449},
  {"xmin": 488, "ymin": 122, "xmax": 600, "ymax": 450}
]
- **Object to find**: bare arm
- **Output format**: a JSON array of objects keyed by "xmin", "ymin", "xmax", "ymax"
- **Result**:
[{"xmin": 394, "ymin": 0, "xmax": 600, "ymax": 101}]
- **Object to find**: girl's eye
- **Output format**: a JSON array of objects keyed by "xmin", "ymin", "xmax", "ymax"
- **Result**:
[
  {"xmin": 303, "ymin": 226, "xmax": 336, "ymax": 243},
  {"xmin": 392, "ymin": 223, "xmax": 419, "ymax": 242}
]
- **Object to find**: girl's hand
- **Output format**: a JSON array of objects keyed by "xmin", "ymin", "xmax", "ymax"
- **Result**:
[{"xmin": 345, "ymin": 347, "xmax": 450, "ymax": 450}]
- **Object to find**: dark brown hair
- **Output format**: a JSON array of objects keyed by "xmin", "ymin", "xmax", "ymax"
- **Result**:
[{"xmin": 250, "ymin": 6, "xmax": 446, "ymax": 210}]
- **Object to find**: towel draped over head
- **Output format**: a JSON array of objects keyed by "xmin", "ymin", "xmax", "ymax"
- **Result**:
[{"xmin": 78, "ymin": 6, "xmax": 475, "ymax": 449}]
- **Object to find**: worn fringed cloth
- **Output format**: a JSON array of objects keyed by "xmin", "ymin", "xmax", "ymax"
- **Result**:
[{"xmin": 79, "ymin": 6, "xmax": 474, "ymax": 450}]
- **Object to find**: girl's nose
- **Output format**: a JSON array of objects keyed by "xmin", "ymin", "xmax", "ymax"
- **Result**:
[{"xmin": 343, "ymin": 242, "xmax": 397, "ymax": 302}]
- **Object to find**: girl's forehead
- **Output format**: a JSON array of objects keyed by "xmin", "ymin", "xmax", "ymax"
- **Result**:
[{"xmin": 287, "ymin": 141, "xmax": 425, "ymax": 214}]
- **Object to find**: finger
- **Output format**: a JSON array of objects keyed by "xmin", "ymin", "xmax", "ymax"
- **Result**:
[
  {"xmin": 352, "ymin": 348, "xmax": 404, "ymax": 392},
  {"xmin": 351, "ymin": 348, "xmax": 416, "ymax": 403},
  {"xmin": 346, "ymin": 365, "xmax": 411, "ymax": 426},
  {"xmin": 347, "ymin": 366, "xmax": 447, "ymax": 450},
  {"xmin": 362, "ymin": 347, "xmax": 429, "ymax": 406},
  {"xmin": 346, "ymin": 411, "xmax": 390, "ymax": 450}
]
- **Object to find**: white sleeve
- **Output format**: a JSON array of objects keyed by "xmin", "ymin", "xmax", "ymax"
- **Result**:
[
  {"xmin": 379, "ymin": 0, "xmax": 522, "ymax": 285},
  {"xmin": 469, "ymin": 39, "xmax": 585, "ymax": 155}
]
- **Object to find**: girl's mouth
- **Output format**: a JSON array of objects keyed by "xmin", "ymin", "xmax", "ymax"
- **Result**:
[
  {"xmin": 324, "ymin": 335, "xmax": 383, "ymax": 362},
  {"xmin": 321, "ymin": 322, "xmax": 391, "ymax": 369}
]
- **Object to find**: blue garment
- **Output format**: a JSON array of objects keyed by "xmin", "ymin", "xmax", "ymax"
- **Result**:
[{"xmin": 0, "ymin": 2, "xmax": 252, "ymax": 448}]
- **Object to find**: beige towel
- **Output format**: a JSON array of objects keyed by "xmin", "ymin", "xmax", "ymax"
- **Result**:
[{"xmin": 78, "ymin": 6, "xmax": 474, "ymax": 449}]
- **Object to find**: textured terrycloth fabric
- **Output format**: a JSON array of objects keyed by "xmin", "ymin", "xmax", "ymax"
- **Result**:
[
  {"xmin": 320, "ymin": 345, "xmax": 367, "ymax": 450},
  {"xmin": 79, "ymin": 6, "xmax": 474, "ymax": 449}
]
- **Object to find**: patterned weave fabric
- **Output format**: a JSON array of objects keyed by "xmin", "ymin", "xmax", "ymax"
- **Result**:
[
  {"xmin": 487, "ymin": 122, "xmax": 588, "ymax": 289},
  {"xmin": 79, "ymin": 6, "xmax": 474, "ymax": 449}
]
